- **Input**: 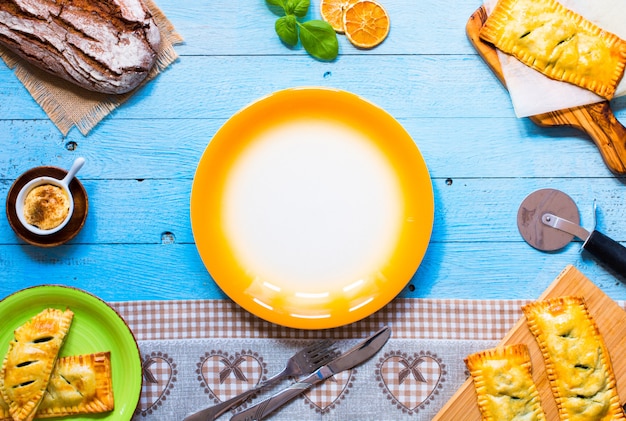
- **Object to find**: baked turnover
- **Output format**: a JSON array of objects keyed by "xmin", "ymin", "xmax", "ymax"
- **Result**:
[
  {"xmin": 465, "ymin": 344, "xmax": 546, "ymax": 420},
  {"xmin": 37, "ymin": 351, "xmax": 114, "ymax": 418},
  {"xmin": 0, "ymin": 308, "xmax": 73, "ymax": 421},
  {"xmin": 523, "ymin": 296, "xmax": 625, "ymax": 420},
  {"xmin": 480, "ymin": 0, "xmax": 626, "ymax": 99},
  {"xmin": 0, "ymin": 352, "xmax": 114, "ymax": 420}
]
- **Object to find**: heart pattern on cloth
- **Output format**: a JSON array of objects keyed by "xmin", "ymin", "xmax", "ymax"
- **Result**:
[
  {"xmin": 376, "ymin": 351, "xmax": 446, "ymax": 415},
  {"xmin": 135, "ymin": 352, "xmax": 178, "ymax": 417},
  {"xmin": 197, "ymin": 350, "xmax": 267, "ymax": 404},
  {"xmin": 302, "ymin": 368, "xmax": 356, "ymax": 414}
]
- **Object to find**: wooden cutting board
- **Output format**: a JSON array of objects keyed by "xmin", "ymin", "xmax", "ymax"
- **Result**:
[
  {"xmin": 466, "ymin": 6, "xmax": 626, "ymax": 175},
  {"xmin": 433, "ymin": 265, "xmax": 626, "ymax": 420}
]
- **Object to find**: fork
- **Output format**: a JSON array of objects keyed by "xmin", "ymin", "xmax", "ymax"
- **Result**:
[{"xmin": 183, "ymin": 339, "xmax": 339, "ymax": 421}]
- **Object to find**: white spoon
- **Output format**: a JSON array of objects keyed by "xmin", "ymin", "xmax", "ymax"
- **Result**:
[{"xmin": 15, "ymin": 157, "xmax": 86, "ymax": 235}]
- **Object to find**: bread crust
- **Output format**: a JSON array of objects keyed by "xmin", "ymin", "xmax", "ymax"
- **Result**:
[{"xmin": 0, "ymin": 0, "xmax": 161, "ymax": 94}]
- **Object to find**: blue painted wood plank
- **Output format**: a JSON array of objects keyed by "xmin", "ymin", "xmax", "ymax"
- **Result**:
[
  {"xmin": 2, "ymin": 54, "xmax": 623, "ymax": 134},
  {"xmin": 2, "ymin": 172, "xmax": 626, "ymax": 245},
  {"xmin": 2, "ymin": 53, "xmax": 623, "ymax": 127},
  {"xmin": 0, "ymin": 242, "xmax": 624, "ymax": 302},
  {"xmin": 408, "ymin": 242, "xmax": 626, "ymax": 300},
  {"xmin": 158, "ymin": 0, "xmax": 482, "ymax": 56},
  {"xmin": 1, "ymin": 175, "xmax": 625, "ymax": 305},
  {"xmin": 0, "ymin": 55, "xmax": 512, "ymax": 120},
  {"xmin": 0, "ymin": 243, "xmax": 226, "ymax": 301},
  {"xmin": 0, "ymin": 115, "xmax": 620, "ymax": 182}
]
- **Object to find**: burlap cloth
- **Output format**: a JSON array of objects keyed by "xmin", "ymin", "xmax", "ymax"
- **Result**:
[{"xmin": 0, "ymin": 0, "xmax": 183, "ymax": 136}]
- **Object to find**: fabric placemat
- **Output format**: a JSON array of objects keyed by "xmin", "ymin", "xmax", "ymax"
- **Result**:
[
  {"xmin": 109, "ymin": 298, "xmax": 543, "ymax": 420},
  {"xmin": 0, "ymin": 0, "xmax": 183, "ymax": 136}
]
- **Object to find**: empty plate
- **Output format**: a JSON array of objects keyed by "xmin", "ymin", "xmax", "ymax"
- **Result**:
[{"xmin": 191, "ymin": 88, "xmax": 434, "ymax": 329}]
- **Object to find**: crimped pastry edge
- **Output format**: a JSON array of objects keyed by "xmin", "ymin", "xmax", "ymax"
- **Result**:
[
  {"xmin": 0, "ymin": 308, "xmax": 74, "ymax": 421},
  {"xmin": 465, "ymin": 344, "xmax": 546, "ymax": 421},
  {"xmin": 479, "ymin": 0, "xmax": 626, "ymax": 99},
  {"xmin": 522, "ymin": 296, "xmax": 626, "ymax": 420},
  {"xmin": 37, "ymin": 351, "xmax": 114, "ymax": 417}
]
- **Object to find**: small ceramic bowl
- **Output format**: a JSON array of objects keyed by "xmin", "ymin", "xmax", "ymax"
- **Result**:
[
  {"xmin": 15, "ymin": 176, "xmax": 75, "ymax": 235},
  {"xmin": 6, "ymin": 159, "xmax": 88, "ymax": 247}
]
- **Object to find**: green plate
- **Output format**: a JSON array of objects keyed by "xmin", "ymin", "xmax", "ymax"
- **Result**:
[{"xmin": 0, "ymin": 285, "xmax": 142, "ymax": 420}]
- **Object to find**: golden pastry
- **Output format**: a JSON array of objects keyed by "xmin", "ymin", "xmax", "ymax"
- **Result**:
[
  {"xmin": 0, "ymin": 393, "xmax": 9, "ymax": 420},
  {"xmin": 0, "ymin": 353, "xmax": 113, "ymax": 421},
  {"xmin": 465, "ymin": 344, "xmax": 546, "ymax": 420},
  {"xmin": 480, "ymin": 0, "xmax": 626, "ymax": 99},
  {"xmin": 523, "ymin": 296, "xmax": 625, "ymax": 420},
  {"xmin": 0, "ymin": 308, "xmax": 74, "ymax": 421},
  {"xmin": 37, "ymin": 352, "xmax": 114, "ymax": 418},
  {"xmin": 23, "ymin": 185, "xmax": 70, "ymax": 230}
]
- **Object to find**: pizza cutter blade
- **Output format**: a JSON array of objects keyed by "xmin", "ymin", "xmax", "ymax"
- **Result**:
[{"xmin": 517, "ymin": 188, "xmax": 626, "ymax": 277}]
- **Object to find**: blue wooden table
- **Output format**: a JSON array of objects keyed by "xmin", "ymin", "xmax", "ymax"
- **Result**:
[{"xmin": 2, "ymin": 0, "xmax": 626, "ymax": 304}]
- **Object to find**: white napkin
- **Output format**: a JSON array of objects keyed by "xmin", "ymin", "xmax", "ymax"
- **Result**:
[{"xmin": 484, "ymin": 0, "xmax": 626, "ymax": 117}]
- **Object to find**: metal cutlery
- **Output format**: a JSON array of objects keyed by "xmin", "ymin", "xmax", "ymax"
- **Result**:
[
  {"xmin": 183, "ymin": 339, "xmax": 338, "ymax": 421},
  {"xmin": 230, "ymin": 326, "xmax": 392, "ymax": 421}
]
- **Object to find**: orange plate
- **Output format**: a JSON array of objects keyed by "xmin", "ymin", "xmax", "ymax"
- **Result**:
[{"xmin": 190, "ymin": 88, "xmax": 433, "ymax": 329}]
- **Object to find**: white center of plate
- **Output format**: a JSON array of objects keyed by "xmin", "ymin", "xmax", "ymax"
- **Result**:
[{"xmin": 222, "ymin": 118, "xmax": 403, "ymax": 292}]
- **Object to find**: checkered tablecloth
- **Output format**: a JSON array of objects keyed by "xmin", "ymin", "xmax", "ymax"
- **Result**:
[
  {"xmin": 113, "ymin": 299, "xmax": 528, "ymax": 342},
  {"xmin": 106, "ymin": 298, "xmax": 547, "ymax": 420}
]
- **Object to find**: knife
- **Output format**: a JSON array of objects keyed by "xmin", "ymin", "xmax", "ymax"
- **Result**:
[{"xmin": 230, "ymin": 326, "xmax": 392, "ymax": 421}]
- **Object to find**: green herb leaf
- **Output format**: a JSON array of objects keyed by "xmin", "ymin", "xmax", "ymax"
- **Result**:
[
  {"xmin": 286, "ymin": 0, "xmax": 310, "ymax": 17},
  {"xmin": 298, "ymin": 20, "xmax": 338, "ymax": 61},
  {"xmin": 266, "ymin": 0, "xmax": 286, "ymax": 10},
  {"xmin": 275, "ymin": 15, "xmax": 299, "ymax": 46}
]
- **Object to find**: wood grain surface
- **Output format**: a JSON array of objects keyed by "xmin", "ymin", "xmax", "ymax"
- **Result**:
[
  {"xmin": 0, "ymin": 0, "xmax": 626, "ymax": 303},
  {"xmin": 466, "ymin": 6, "xmax": 626, "ymax": 175},
  {"xmin": 434, "ymin": 264, "xmax": 626, "ymax": 420}
]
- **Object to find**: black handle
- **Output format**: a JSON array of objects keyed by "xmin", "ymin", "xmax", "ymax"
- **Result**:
[{"xmin": 583, "ymin": 230, "xmax": 626, "ymax": 277}]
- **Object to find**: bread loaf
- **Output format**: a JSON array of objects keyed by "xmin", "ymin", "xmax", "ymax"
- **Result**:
[{"xmin": 0, "ymin": 0, "xmax": 161, "ymax": 94}]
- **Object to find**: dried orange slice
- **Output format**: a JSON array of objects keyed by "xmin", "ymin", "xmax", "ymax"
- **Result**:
[
  {"xmin": 320, "ymin": 0, "xmax": 359, "ymax": 33},
  {"xmin": 343, "ymin": 0, "xmax": 390, "ymax": 49}
]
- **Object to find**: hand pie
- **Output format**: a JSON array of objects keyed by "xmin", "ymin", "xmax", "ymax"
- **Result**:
[
  {"xmin": 480, "ymin": 0, "xmax": 626, "ymax": 99},
  {"xmin": 0, "ymin": 353, "xmax": 114, "ymax": 421},
  {"xmin": 37, "ymin": 351, "xmax": 114, "ymax": 418},
  {"xmin": 523, "ymin": 296, "xmax": 625, "ymax": 420},
  {"xmin": 465, "ymin": 344, "xmax": 546, "ymax": 420},
  {"xmin": 0, "ymin": 308, "xmax": 73, "ymax": 421}
]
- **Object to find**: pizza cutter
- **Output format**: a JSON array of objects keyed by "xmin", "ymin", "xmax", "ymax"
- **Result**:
[{"xmin": 517, "ymin": 188, "xmax": 626, "ymax": 277}]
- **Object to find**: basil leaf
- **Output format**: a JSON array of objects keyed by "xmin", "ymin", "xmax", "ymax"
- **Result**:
[
  {"xmin": 298, "ymin": 20, "xmax": 338, "ymax": 61},
  {"xmin": 266, "ymin": 0, "xmax": 286, "ymax": 10},
  {"xmin": 275, "ymin": 15, "xmax": 299, "ymax": 47},
  {"xmin": 286, "ymin": 0, "xmax": 310, "ymax": 17}
]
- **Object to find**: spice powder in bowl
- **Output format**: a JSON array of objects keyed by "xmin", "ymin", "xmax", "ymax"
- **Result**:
[{"xmin": 23, "ymin": 184, "xmax": 70, "ymax": 230}]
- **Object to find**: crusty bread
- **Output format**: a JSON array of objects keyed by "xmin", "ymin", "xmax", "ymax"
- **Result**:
[{"xmin": 0, "ymin": 0, "xmax": 161, "ymax": 94}]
